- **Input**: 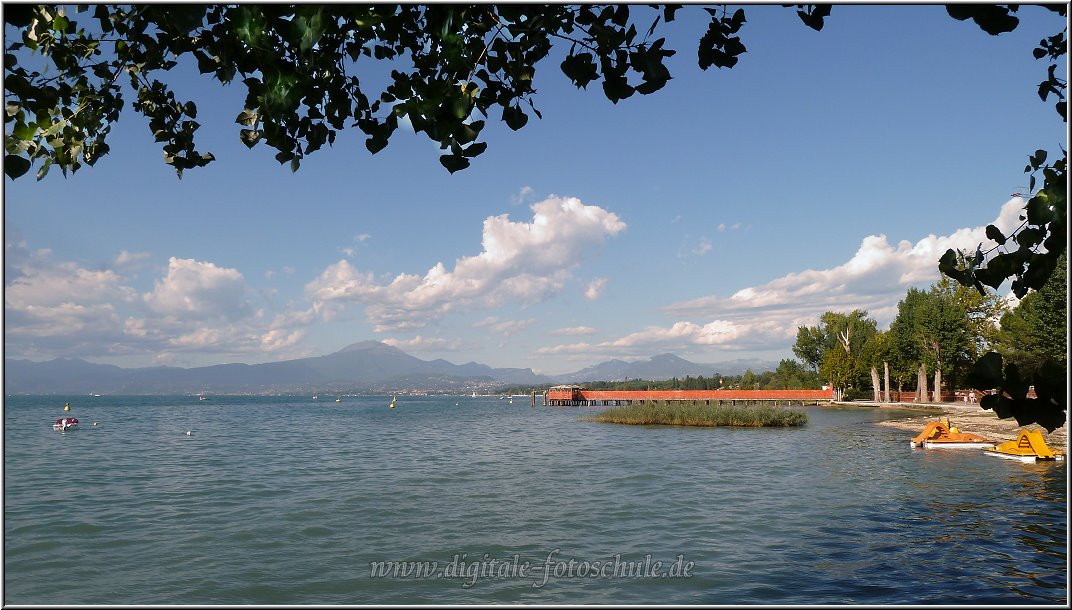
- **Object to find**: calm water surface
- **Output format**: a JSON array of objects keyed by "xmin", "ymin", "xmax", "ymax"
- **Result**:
[{"xmin": 4, "ymin": 395, "xmax": 1067, "ymax": 604}]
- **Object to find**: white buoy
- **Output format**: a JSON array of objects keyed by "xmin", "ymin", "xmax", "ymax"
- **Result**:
[{"xmin": 186, "ymin": 430, "xmax": 192, "ymax": 436}]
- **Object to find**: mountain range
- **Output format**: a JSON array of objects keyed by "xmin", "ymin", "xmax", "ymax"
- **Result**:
[{"xmin": 3, "ymin": 341, "xmax": 779, "ymax": 395}]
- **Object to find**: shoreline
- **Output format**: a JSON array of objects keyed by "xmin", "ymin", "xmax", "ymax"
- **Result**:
[{"xmin": 838, "ymin": 400, "xmax": 1069, "ymax": 450}]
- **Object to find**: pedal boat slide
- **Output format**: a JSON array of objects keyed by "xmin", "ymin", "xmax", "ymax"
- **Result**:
[{"xmin": 910, "ymin": 418, "xmax": 994, "ymax": 449}]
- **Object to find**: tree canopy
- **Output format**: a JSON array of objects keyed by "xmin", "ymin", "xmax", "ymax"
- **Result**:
[{"xmin": 3, "ymin": 4, "xmax": 834, "ymax": 179}]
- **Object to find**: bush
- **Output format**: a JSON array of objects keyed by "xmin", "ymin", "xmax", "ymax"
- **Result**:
[{"xmin": 583, "ymin": 401, "xmax": 808, "ymax": 427}]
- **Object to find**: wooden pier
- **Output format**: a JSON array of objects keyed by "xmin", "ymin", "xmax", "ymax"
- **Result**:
[{"xmin": 544, "ymin": 385, "xmax": 836, "ymax": 407}]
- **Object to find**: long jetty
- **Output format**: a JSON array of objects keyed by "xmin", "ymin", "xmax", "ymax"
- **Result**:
[{"xmin": 544, "ymin": 385, "xmax": 836, "ymax": 407}]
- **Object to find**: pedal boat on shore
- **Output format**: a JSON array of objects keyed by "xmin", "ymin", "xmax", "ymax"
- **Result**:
[
  {"xmin": 984, "ymin": 430, "xmax": 1065, "ymax": 462},
  {"xmin": 53, "ymin": 417, "xmax": 79, "ymax": 431},
  {"xmin": 910, "ymin": 418, "xmax": 993, "ymax": 449}
]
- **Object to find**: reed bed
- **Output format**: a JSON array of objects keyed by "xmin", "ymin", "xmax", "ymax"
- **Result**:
[{"xmin": 583, "ymin": 400, "xmax": 808, "ymax": 427}]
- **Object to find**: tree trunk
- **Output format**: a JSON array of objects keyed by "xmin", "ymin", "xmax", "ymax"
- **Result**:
[
  {"xmin": 917, "ymin": 363, "xmax": 928, "ymax": 403},
  {"xmin": 871, "ymin": 366, "xmax": 881, "ymax": 402},
  {"xmin": 934, "ymin": 368, "xmax": 942, "ymax": 403},
  {"xmin": 883, "ymin": 361, "xmax": 891, "ymax": 403}
]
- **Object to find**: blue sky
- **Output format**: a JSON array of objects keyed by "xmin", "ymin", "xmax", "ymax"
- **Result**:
[{"xmin": 3, "ymin": 4, "xmax": 1066, "ymax": 375}]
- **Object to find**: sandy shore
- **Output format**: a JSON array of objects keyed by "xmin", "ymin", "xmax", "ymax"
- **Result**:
[{"xmin": 844, "ymin": 401, "xmax": 1069, "ymax": 450}]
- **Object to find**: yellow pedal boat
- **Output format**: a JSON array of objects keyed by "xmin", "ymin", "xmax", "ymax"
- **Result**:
[
  {"xmin": 910, "ymin": 418, "xmax": 994, "ymax": 449},
  {"xmin": 984, "ymin": 430, "xmax": 1065, "ymax": 462}
]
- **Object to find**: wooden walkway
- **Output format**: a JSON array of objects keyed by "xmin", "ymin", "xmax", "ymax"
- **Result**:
[{"xmin": 545, "ymin": 386, "xmax": 836, "ymax": 407}]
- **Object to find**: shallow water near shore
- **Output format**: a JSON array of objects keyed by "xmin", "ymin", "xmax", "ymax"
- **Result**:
[{"xmin": 4, "ymin": 395, "xmax": 1067, "ymax": 604}]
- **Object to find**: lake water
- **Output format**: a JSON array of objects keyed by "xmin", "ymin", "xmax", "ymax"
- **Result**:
[{"xmin": 3, "ymin": 395, "xmax": 1067, "ymax": 604}]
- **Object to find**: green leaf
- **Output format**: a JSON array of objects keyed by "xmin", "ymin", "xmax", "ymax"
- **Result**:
[
  {"xmin": 235, "ymin": 109, "xmax": 257, "ymax": 126},
  {"xmin": 938, "ymin": 248, "xmax": 968, "ymax": 284},
  {"xmin": 946, "ymin": 4, "xmax": 1019, "ymax": 35},
  {"xmin": 461, "ymin": 141, "xmax": 486, "ymax": 158},
  {"xmin": 1015, "ymin": 227, "xmax": 1043, "ymax": 247},
  {"xmin": 4, "ymin": 154, "xmax": 31, "ymax": 179},
  {"xmin": 439, "ymin": 152, "xmax": 469, "ymax": 173},
  {"xmin": 1025, "ymin": 195, "xmax": 1055, "ymax": 225},
  {"xmin": 502, "ymin": 105, "xmax": 528, "ymax": 130},
  {"xmin": 560, "ymin": 52, "xmax": 599, "ymax": 88},
  {"xmin": 601, "ymin": 74, "xmax": 635, "ymax": 103},
  {"xmin": 796, "ymin": 4, "xmax": 831, "ymax": 32},
  {"xmin": 297, "ymin": 9, "xmax": 325, "ymax": 53},
  {"xmin": 984, "ymin": 224, "xmax": 1006, "ymax": 245},
  {"xmin": 239, "ymin": 129, "xmax": 261, "ymax": 148},
  {"xmin": 36, "ymin": 158, "xmax": 53, "ymax": 180},
  {"xmin": 966, "ymin": 351, "xmax": 1004, "ymax": 390}
]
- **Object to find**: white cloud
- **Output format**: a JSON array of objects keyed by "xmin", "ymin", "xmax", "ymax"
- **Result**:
[
  {"xmin": 260, "ymin": 327, "xmax": 306, "ymax": 350},
  {"xmin": 115, "ymin": 250, "xmax": 150, "ymax": 267},
  {"xmin": 306, "ymin": 196, "xmax": 626, "ymax": 331},
  {"xmin": 143, "ymin": 257, "xmax": 252, "ymax": 321},
  {"xmin": 511, "ymin": 186, "xmax": 535, "ymax": 206},
  {"xmin": 536, "ymin": 341, "xmax": 595, "ymax": 355},
  {"xmin": 354, "ymin": 233, "xmax": 371, "ymax": 242},
  {"xmin": 584, "ymin": 277, "xmax": 608, "ymax": 301},
  {"xmin": 473, "ymin": 316, "xmax": 536, "ymax": 335},
  {"xmin": 551, "ymin": 326, "xmax": 597, "ymax": 336},
  {"xmin": 694, "ymin": 237, "xmax": 712, "ymax": 256},
  {"xmin": 5, "ymin": 238, "xmax": 321, "ymax": 362},
  {"xmin": 382, "ymin": 335, "xmax": 465, "ymax": 351},
  {"xmin": 538, "ymin": 197, "xmax": 1028, "ymax": 359},
  {"xmin": 4, "ymin": 239, "xmax": 136, "ymax": 352}
]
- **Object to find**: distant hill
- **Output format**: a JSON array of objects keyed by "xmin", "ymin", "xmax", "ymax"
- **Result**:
[
  {"xmin": 554, "ymin": 353, "xmax": 779, "ymax": 383},
  {"xmin": 3, "ymin": 341, "xmax": 551, "ymax": 395},
  {"xmin": 5, "ymin": 342, "xmax": 781, "ymax": 395}
]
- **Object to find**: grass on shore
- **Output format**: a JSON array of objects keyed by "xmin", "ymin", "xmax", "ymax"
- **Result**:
[{"xmin": 583, "ymin": 401, "xmax": 808, "ymax": 427}]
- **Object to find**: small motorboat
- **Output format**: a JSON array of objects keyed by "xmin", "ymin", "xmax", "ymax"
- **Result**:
[
  {"xmin": 910, "ymin": 418, "xmax": 993, "ymax": 449},
  {"xmin": 984, "ymin": 430, "xmax": 1065, "ymax": 462},
  {"xmin": 53, "ymin": 417, "xmax": 79, "ymax": 431}
]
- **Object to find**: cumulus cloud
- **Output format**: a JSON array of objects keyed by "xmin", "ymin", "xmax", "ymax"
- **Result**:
[
  {"xmin": 664, "ymin": 198, "xmax": 1024, "ymax": 327},
  {"xmin": 538, "ymin": 197, "xmax": 1027, "ymax": 359},
  {"xmin": 584, "ymin": 277, "xmax": 608, "ymax": 301},
  {"xmin": 5, "ymin": 241, "xmax": 316, "ymax": 362},
  {"xmin": 4, "ymin": 237, "xmax": 136, "ymax": 354},
  {"xmin": 551, "ymin": 326, "xmax": 597, "ymax": 336},
  {"xmin": 306, "ymin": 196, "xmax": 626, "ymax": 331},
  {"xmin": 143, "ymin": 257, "xmax": 253, "ymax": 321}
]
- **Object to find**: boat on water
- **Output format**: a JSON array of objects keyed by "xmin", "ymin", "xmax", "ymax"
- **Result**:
[
  {"xmin": 198, "ymin": 393, "xmax": 207, "ymax": 401},
  {"xmin": 984, "ymin": 430, "xmax": 1065, "ymax": 462},
  {"xmin": 910, "ymin": 418, "xmax": 994, "ymax": 449},
  {"xmin": 53, "ymin": 417, "xmax": 79, "ymax": 431}
]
